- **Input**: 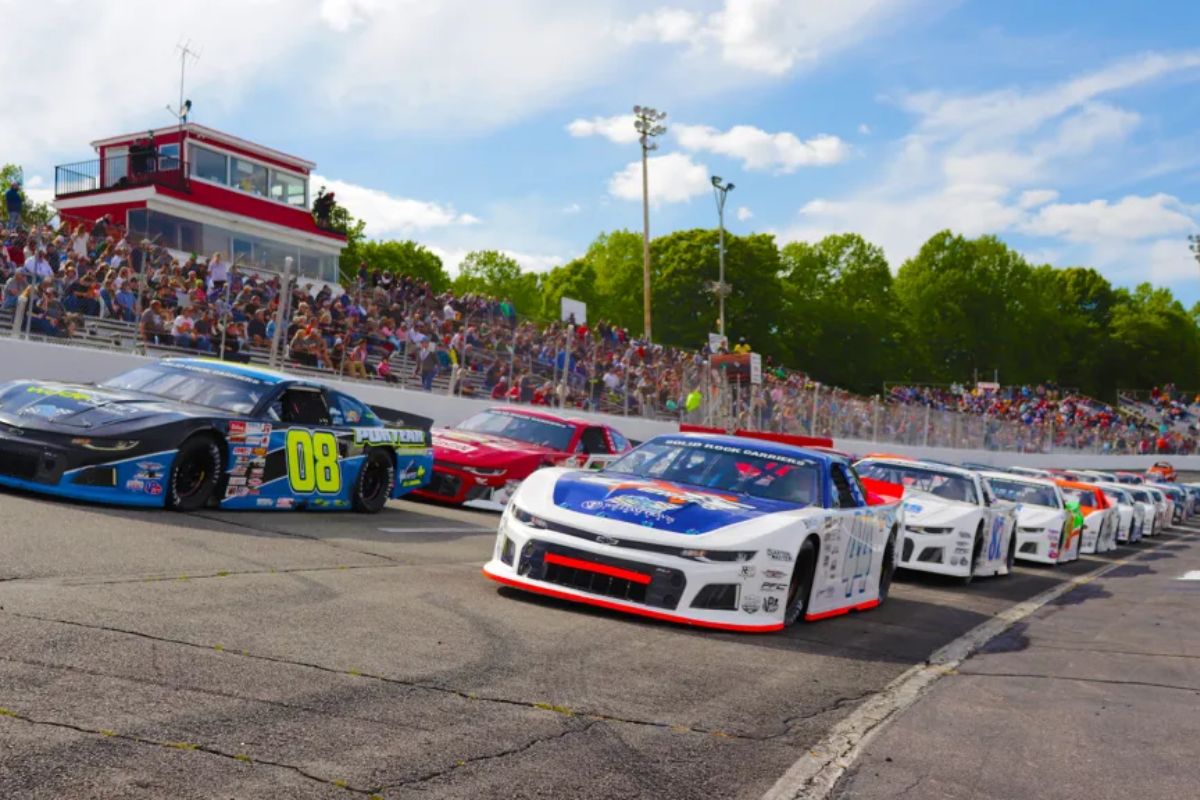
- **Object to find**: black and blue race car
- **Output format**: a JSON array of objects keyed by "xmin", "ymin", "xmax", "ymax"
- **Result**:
[{"xmin": 0, "ymin": 358, "xmax": 433, "ymax": 512}]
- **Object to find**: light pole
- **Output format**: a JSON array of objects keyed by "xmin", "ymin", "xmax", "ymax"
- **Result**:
[
  {"xmin": 709, "ymin": 175, "xmax": 734, "ymax": 338},
  {"xmin": 633, "ymin": 105, "xmax": 666, "ymax": 342}
]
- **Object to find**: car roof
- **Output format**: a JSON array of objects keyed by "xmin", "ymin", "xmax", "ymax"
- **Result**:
[
  {"xmin": 857, "ymin": 455, "xmax": 975, "ymax": 478},
  {"xmin": 486, "ymin": 405, "xmax": 595, "ymax": 428},
  {"xmin": 980, "ymin": 470, "xmax": 1056, "ymax": 487},
  {"xmin": 1055, "ymin": 479, "xmax": 1103, "ymax": 492},
  {"xmin": 651, "ymin": 432, "xmax": 839, "ymax": 466}
]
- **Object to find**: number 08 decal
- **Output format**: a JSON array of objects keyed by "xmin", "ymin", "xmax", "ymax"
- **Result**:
[{"xmin": 286, "ymin": 430, "xmax": 342, "ymax": 494}]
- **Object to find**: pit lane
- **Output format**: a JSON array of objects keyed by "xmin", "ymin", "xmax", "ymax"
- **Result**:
[{"xmin": 0, "ymin": 491, "xmax": 1184, "ymax": 799}]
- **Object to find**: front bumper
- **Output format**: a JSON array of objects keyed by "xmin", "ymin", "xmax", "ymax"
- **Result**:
[
  {"xmin": 898, "ymin": 528, "xmax": 972, "ymax": 577},
  {"xmin": 483, "ymin": 509, "xmax": 787, "ymax": 632},
  {"xmin": 0, "ymin": 431, "xmax": 171, "ymax": 508},
  {"xmin": 1015, "ymin": 527, "xmax": 1062, "ymax": 565},
  {"xmin": 411, "ymin": 463, "xmax": 519, "ymax": 509}
]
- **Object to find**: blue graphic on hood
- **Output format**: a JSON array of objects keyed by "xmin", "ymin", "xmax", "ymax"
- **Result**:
[{"xmin": 551, "ymin": 472, "xmax": 799, "ymax": 534}]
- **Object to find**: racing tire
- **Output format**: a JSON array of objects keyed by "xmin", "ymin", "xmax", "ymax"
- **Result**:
[
  {"xmin": 352, "ymin": 448, "xmax": 395, "ymax": 514},
  {"xmin": 783, "ymin": 538, "xmax": 818, "ymax": 627},
  {"xmin": 877, "ymin": 530, "xmax": 898, "ymax": 602},
  {"xmin": 961, "ymin": 528, "xmax": 983, "ymax": 586},
  {"xmin": 168, "ymin": 435, "xmax": 223, "ymax": 512}
]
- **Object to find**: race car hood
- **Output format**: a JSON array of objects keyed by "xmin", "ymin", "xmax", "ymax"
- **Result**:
[
  {"xmin": 1016, "ymin": 505, "xmax": 1066, "ymax": 529},
  {"xmin": 0, "ymin": 380, "xmax": 206, "ymax": 434},
  {"xmin": 900, "ymin": 492, "xmax": 978, "ymax": 528},
  {"xmin": 548, "ymin": 470, "xmax": 800, "ymax": 535},
  {"xmin": 432, "ymin": 428, "xmax": 565, "ymax": 472}
]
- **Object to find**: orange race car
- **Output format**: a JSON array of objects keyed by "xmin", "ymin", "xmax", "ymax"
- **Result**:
[
  {"xmin": 1147, "ymin": 461, "xmax": 1176, "ymax": 482},
  {"xmin": 1054, "ymin": 479, "xmax": 1118, "ymax": 555}
]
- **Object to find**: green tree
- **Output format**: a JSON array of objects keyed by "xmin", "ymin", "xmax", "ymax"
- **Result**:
[
  {"xmin": 538, "ymin": 257, "xmax": 598, "ymax": 323},
  {"xmin": 452, "ymin": 250, "xmax": 541, "ymax": 316},
  {"xmin": 585, "ymin": 229, "xmax": 646, "ymax": 331},
  {"xmin": 0, "ymin": 164, "xmax": 55, "ymax": 227},
  {"xmin": 1108, "ymin": 283, "xmax": 1200, "ymax": 391},
  {"xmin": 346, "ymin": 239, "xmax": 450, "ymax": 291},
  {"xmin": 780, "ymin": 233, "xmax": 903, "ymax": 392}
]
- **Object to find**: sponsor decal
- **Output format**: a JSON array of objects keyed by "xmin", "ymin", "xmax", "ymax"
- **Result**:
[
  {"xmin": 741, "ymin": 595, "xmax": 761, "ymax": 614},
  {"xmin": 435, "ymin": 438, "xmax": 477, "ymax": 454},
  {"xmin": 595, "ymin": 534, "xmax": 619, "ymax": 546},
  {"xmin": 26, "ymin": 386, "xmax": 94, "ymax": 402},
  {"xmin": 256, "ymin": 498, "xmax": 274, "ymax": 507},
  {"xmin": 144, "ymin": 481, "xmax": 162, "ymax": 496},
  {"xmin": 354, "ymin": 428, "xmax": 426, "ymax": 447},
  {"xmin": 904, "ymin": 502, "xmax": 923, "ymax": 514},
  {"xmin": 225, "ymin": 487, "xmax": 239, "ymax": 498},
  {"xmin": 276, "ymin": 498, "xmax": 294, "ymax": 509},
  {"xmin": 229, "ymin": 421, "xmax": 247, "ymax": 434},
  {"xmin": 251, "ymin": 457, "xmax": 267, "ymax": 468},
  {"xmin": 233, "ymin": 446, "xmax": 253, "ymax": 456},
  {"xmin": 230, "ymin": 466, "xmax": 247, "ymax": 477},
  {"xmin": 762, "ymin": 596, "xmax": 780, "ymax": 614},
  {"xmin": 740, "ymin": 565, "xmax": 756, "ymax": 578},
  {"xmin": 125, "ymin": 479, "xmax": 145, "ymax": 492},
  {"xmin": 228, "ymin": 477, "xmax": 247, "ymax": 487},
  {"xmin": 578, "ymin": 474, "xmax": 754, "ymax": 512},
  {"xmin": 248, "ymin": 478, "xmax": 263, "ymax": 488},
  {"xmin": 252, "ymin": 448, "xmax": 267, "ymax": 457},
  {"xmin": 761, "ymin": 582, "xmax": 788, "ymax": 592},
  {"xmin": 659, "ymin": 437, "xmax": 817, "ymax": 469},
  {"xmin": 25, "ymin": 403, "xmax": 73, "ymax": 419},
  {"xmin": 766, "ymin": 548, "xmax": 792, "ymax": 562},
  {"xmin": 133, "ymin": 470, "xmax": 161, "ymax": 481},
  {"xmin": 137, "ymin": 461, "xmax": 164, "ymax": 472},
  {"xmin": 762, "ymin": 569, "xmax": 787, "ymax": 579}
]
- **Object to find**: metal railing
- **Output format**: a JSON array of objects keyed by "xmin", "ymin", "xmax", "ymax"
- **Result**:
[{"xmin": 54, "ymin": 156, "xmax": 189, "ymax": 197}]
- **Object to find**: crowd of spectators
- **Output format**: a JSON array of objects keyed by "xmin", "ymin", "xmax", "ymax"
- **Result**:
[{"xmin": 4, "ymin": 210, "xmax": 1197, "ymax": 455}]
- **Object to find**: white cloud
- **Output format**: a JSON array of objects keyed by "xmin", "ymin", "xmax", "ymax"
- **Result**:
[
  {"xmin": 783, "ymin": 51, "xmax": 1200, "ymax": 286},
  {"xmin": 608, "ymin": 152, "xmax": 710, "ymax": 204},
  {"xmin": 312, "ymin": 174, "xmax": 479, "ymax": 238},
  {"xmin": 736, "ymin": 206, "xmax": 753, "ymax": 221},
  {"xmin": 630, "ymin": 0, "xmax": 920, "ymax": 76},
  {"xmin": 428, "ymin": 245, "xmax": 566, "ymax": 277},
  {"xmin": 561, "ymin": 203, "xmax": 582, "ymax": 215},
  {"xmin": 23, "ymin": 175, "xmax": 54, "ymax": 206},
  {"xmin": 1021, "ymin": 194, "xmax": 1197, "ymax": 243},
  {"xmin": 674, "ymin": 123, "xmax": 850, "ymax": 172},
  {"xmin": 566, "ymin": 114, "xmax": 640, "ymax": 145},
  {"xmin": 1017, "ymin": 189, "xmax": 1059, "ymax": 209}
]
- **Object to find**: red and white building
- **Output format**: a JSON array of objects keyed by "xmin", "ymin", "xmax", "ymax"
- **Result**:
[{"xmin": 53, "ymin": 124, "xmax": 346, "ymax": 283}]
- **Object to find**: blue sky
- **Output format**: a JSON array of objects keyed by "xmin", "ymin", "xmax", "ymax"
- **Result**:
[{"xmin": 9, "ymin": 0, "xmax": 1200, "ymax": 300}]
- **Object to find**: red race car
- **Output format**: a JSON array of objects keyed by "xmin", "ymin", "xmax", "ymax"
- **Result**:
[{"xmin": 411, "ymin": 406, "xmax": 633, "ymax": 510}]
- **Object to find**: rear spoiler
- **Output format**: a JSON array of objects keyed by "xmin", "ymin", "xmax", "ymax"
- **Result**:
[
  {"xmin": 678, "ymin": 424, "xmax": 833, "ymax": 449},
  {"xmin": 369, "ymin": 405, "xmax": 435, "ymax": 446}
]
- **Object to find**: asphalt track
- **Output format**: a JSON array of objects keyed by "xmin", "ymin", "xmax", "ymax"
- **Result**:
[{"xmin": 0, "ymin": 490, "xmax": 1184, "ymax": 799}]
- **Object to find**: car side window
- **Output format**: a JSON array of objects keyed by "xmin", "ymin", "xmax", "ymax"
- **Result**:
[
  {"xmin": 830, "ymin": 464, "xmax": 860, "ymax": 508},
  {"xmin": 330, "ymin": 391, "xmax": 374, "ymax": 427},
  {"xmin": 279, "ymin": 388, "xmax": 331, "ymax": 426},
  {"xmin": 609, "ymin": 429, "xmax": 630, "ymax": 452},
  {"xmin": 579, "ymin": 427, "xmax": 611, "ymax": 455}
]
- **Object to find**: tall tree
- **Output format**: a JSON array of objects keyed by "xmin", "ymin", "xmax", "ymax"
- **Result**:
[
  {"xmin": 538, "ymin": 258, "xmax": 599, "ymax": 323},
  {"xmin": 452, "ymin": 250, "xmax": 540, "ymax": 316},
  {"xmin": 347, "ymin": 239, "xmax": 450, "ymax": 291}
]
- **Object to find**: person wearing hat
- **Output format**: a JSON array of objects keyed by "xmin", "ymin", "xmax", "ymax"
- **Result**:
[
  {"xmin": 732, "ymin": 336, "xmax": 752, "ymax": 354},
  {"xmin": 5, "ymin": 182, "xmax": 22, "ymax": 231}
]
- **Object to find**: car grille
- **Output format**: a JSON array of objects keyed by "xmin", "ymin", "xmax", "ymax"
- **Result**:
[
  {"xmin": 0, "ymin": 444, "xmax": 41, "ymax": 480},
  {"xmin": 519, "ymin": 541, "xmax": 685, "ymax": 610},
  {"xmin": 424, "ymin": 471, "xmax": 461, "ymax": 498}
]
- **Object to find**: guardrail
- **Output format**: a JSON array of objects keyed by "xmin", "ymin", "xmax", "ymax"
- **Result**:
[{"xmin": 54, "ymin": 156, "xmax": 189, "ymax": 197}]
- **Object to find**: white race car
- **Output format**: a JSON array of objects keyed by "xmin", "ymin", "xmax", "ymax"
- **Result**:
[
  {"xmin": 1096, "ymin": 483, "xmax": 1142, "ymax": 544},
  {"xmin": 483, "ymin": 433, "xmax": 902, "ymax": 632},
  {"xmin": 1125, "ymin": 486, "xmax": 1161, "ymax": 538},
  {"xmin": 1057, "ymin": 482, "xmax": 1119, "ymax": 554},
  {"xmin": 980, "ymin": 472, "xmax": 1077, "ymax": 564},
  {"xmin": 1143, "ymin": 485, "xmax": 1172, "ymax": 532},
  {"xmin": 854, "ymin": 459, "xmax": 1016, "ymax": 583}
]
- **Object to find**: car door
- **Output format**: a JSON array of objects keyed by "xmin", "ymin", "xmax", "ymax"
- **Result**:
[
  {"xmin": 831, "ymin": 463, "xmax": 876, "ymax": 601},
  {"xmin": 271, "ymin": 385, "xmax": 351, "ymax": 509},
  {"xmin": 978, "ymin": 477, "xmax": 1009, "ymax": 574}
]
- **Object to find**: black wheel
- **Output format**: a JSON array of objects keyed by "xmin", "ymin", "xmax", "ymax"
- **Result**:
[
  {"xmin": 783, "ymin": 538, "xmax": 818, "ymax": 627},
  {"xmin": 168, "ymin": 435, "xmax": 222, "ymax": 511},
  {"xmin": 1004, "ymin": 529, "xmax": 1016, "ymax": 574},
  {"xmin": 878, "ymin": 530, "xmax": 898, "ymax": 602},
  {"xmin": 961, "ymin": 528, "xmax": 983, "ymax": 585},
  {"xmin": 352, "ymin": 448, "xmax": 395, "ymax": 513}
]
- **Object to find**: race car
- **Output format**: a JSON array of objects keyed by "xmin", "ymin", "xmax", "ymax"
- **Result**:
[
  {"xmin": 1056, "ymin": 479, "xmax": 1118, "ymax": 554},
  {"xmin": 1095, "ymin": 482, "xmax": 1143, "ymax": 544},
  {"xmin": 980, "ymin": 472, "xmax": 1077, "ymax": 564},
  {"xmin": 1143, "ymin": 485, "xmax": 1172, "ymax": 532},
  {"xmin": 854, "ymin": 458, "xmax": 1016, "ymax": 583},
  {"xmin": 413, "ymin": 406, "xmax": 632, "ymax": 510},
  {"xmin": 1147, "ymin": 461, "xmax": 1176, "ymax": 482},
  {"xmin": 1151, "ymin": 481, "xmax": 1189, "ymax": 523},
  {"xmin": 483, "ymin": 433, "xmax": 902, "ymax": 632},
  {"xmin": 1125, "ymin": 486, "xmax": 1161, "ymax": 537},
  {"xmin": 0, "ymin": 358, "xmax": 433, "ymax": 512}
]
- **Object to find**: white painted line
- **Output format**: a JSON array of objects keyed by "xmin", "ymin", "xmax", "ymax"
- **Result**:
[
  {"xmin": 377, "ymin": 527, "xmax": 490, "ymax": 534},
  {"xmin": 1178, "ymin": 570, "xmax": 1200, "ymax": 581},
  {"xmin": 761, "ymin": 543, "xmax": 1165, "ymax": 800}
]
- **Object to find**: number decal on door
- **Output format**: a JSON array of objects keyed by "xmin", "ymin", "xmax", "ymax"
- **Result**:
[{"xmin": 286, "ymin": 430, "xmax": 341, "ymax": 494}]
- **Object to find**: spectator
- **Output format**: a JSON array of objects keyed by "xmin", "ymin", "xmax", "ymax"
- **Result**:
[
  {"xmin": 172, "ymin": 306, "xmax": 210, "ymax": 351},
  {"xmin": 4, "ymin": 182, "xmax": 21, "ymax": 230},
  {"xmin": 417, "ymin": 339, "xmax": 438, "ymax": 391}
]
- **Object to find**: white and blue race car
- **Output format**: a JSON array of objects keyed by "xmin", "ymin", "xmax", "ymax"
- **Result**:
[{"xmin": 483, "ymin": 433, "xmax": 902, "ymax": 633}]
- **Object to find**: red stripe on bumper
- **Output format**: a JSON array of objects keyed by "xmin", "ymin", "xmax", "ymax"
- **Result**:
[
  {"xmin": 542, "ymin": 552, "xmax": 652, "ymax": 585},
  {"xmin": 482, "ymin": 568, "xmax": 784, "ymax": 633},
  {"xmin": 805, "ymin": 597, "xmax": 881, "ymax": 622}
]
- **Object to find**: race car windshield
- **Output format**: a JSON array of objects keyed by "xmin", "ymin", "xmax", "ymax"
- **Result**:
[
  {"xmin": 1061, "ymin": 488, "xmax": 1098, "ymax": 507},
  {"xmin": 101, "ymin": 364, "xmax": 270, "ymax": 415},
  {"xmin": 603, "ymin": 440, "xmax": 821, "ymax": 506},
  {"xmin": 987, "ymin": 478, "xmax": 1058, "ymax": 508},
  {"xmin": 456, "ymin": 410, "xmax": 575, "ymax": 451},
  {"xmin": 856, "ymin": 462, "xmax": 978, "ymax": 505}
]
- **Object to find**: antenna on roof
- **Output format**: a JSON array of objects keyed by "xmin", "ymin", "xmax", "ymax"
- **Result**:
[{"xmin": 166, "ymin": 39, "xmax": 201, "ymax": 124}]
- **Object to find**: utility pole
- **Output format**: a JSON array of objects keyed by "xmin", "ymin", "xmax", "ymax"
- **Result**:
[
  {"xmin": 709, "ymin": 176, "xmax": 735, "ymax": 338},
  {"xmin": 633, "ymin": 105, "xmax": 666, "ymax": 342}
]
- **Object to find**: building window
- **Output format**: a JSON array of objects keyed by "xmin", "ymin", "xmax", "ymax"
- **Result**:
[
  {"xmin": 158, "ymin": 143, "xmax": 180, "ymax": 170},
  {"xmin": 270, "ymin": 169, "xmax": 307, "ymax": 207},
  {"xmin": 232, "ymin": 157, "xmax": 268, "ymax": 196},
  {"xmin": 190, "ymin": 145, "xmax": 228, "ymax": 184}
]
